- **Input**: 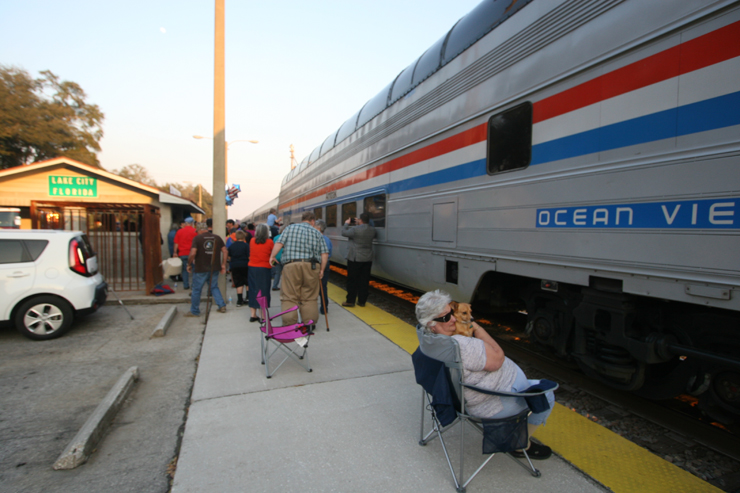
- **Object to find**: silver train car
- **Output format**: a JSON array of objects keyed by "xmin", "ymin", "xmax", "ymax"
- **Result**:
[
  {"xmin": 242, "ymin": 197, "xmax": 278, "ymax": 226},
  {"xmin": 276, "ymin": 0, "xmax": 740, "ymax": 418}
]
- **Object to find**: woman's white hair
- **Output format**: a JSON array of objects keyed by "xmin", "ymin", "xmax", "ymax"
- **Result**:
[
  {"xmin": 416, "ymin": 290, "xmax": 452, "ymax": 330},
  {"xmin": 254, "ymin": 223, "xmax": 269, "ymax": 244}
]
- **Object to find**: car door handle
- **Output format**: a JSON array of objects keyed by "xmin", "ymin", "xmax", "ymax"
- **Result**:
[{"xmin": 7, "ymin": 272, "xmax": 30, "ymax": 278}]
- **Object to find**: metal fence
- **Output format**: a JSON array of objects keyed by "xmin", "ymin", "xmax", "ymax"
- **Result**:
[{"xmin": 31, "ymin": 202, "xmax": 162, "ymax": 292}]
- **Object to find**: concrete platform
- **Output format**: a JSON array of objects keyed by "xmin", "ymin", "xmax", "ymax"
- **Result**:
[{"xmin": 171, "ymin": 286, "xmax": 607, "ymax": 493}]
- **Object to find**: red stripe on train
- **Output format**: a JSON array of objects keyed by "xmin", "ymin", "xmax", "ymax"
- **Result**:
[{"xmin": 533, "ymin": 20, "xmax": 740, "ymax": 124}]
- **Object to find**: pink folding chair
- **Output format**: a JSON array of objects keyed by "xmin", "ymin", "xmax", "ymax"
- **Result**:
[{"xmin": 256, "ymin": 290, "xmax": 315, "ymax": 378}]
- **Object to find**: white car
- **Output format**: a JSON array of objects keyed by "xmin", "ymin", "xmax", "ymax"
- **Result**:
[{"xmin": 0, "ymin": 230, "xmax": 108, "ymax": 340}]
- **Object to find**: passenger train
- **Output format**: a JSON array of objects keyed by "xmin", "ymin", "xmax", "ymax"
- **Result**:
[
  {"xmin": 242, "ymin": 197, "xmax": 278, "ymax": 226},
  {"xmin": 263, "ymin": 0, "xmax": 740, "ymax": 418}
]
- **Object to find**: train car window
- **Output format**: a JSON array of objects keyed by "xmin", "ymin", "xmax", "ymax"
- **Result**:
[
  {"xmin": 341, "ymin": 202, "xmax": 357, "ymax": 225},
  {"xmin": 412, "ymin": 34, "xmax": 446, "ymax": 87},
  {"xmin": 357, "ymin": 81, "xmax": 394, "ymax": 129},
  {"xmin": 319, "ymin": 130, "xmax": 339, "ymax": 157},
  {"xmin": 363, "ymin": 194, "xmax": 386, "ymax": 228},
  {"xmin": 487, "ymin": 102, "xmax": 532, "ymax": 174},
  {"xmin": 335, "ymin": 109, "xmax": 361, "ymax": 145},
  {"xmin": 326, "ymin": 204, "xmax": 337, "ymax": 227},
  {"xmin": 314, "ymin": 207, "xmax": 323, "ymax": 220},
  {"xmin": 443, "ymin": 0, "xmax": 532, "ymax": 65},
  {"xmin": 307, "ymin": 146, "xmax": 321, "ymax": 166},
  {"xmin": 390, "ymin": 58, "xmax": 419, "ymax": 104}
]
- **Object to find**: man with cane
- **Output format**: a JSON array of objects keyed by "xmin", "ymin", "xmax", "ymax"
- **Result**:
[
  {"xmin": 269, "ymin": 211, "xmax": 328, "ymax": 330},
  {"xmin": 315, "ymin": 220, "xmax": 332, "ymax": 330},
  {"xmin": 184, "ymin": 222, "xmax": 228, "ymax": 319}
]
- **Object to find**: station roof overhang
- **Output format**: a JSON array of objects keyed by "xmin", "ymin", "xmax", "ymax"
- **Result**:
[{"xmin": 0, "ymin": 157, "xmax": 205, "ymax": 214}]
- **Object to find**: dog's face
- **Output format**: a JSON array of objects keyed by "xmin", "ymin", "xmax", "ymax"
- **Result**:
[{"xmin": 450, "ymin": 302, "xmax": 473, "ymax": 324}]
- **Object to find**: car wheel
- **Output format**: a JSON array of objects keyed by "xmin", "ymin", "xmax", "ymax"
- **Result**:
[{"xmin": 14, "ymin": 296, "xmax": 74, "ymax": 340}]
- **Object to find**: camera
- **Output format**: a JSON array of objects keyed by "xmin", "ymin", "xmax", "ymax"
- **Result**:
[{"xmin": 350, "ymin": 217, "xmax": 356, "ymax": 225}]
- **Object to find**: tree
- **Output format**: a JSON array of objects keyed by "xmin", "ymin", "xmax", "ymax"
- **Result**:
[
  {"xmin": 0, "ymin": 66, "xmax": 104, "ymax": 169},
  {"xmin": 158, "ymin": 182, "xmax": 213, "ymax": 217},
  {"xmin": 114, "ymin": 164, "xmax": 158, "ymax": 186}
]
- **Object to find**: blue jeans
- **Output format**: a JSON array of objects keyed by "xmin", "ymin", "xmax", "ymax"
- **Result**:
[
  {"xmin": 190, "ymin": 271, "xmax": 225, "ymax": 315},
  {"xmin": 489, "ymin": 367, "xmax": 555, "ymax": 426},
  {"xmin": 179, "ymin": 256, "xmax": 190, "ymax": 288},
  {"xmin": 271, "ymin": 262, "xmax": 282, "ymax": 289}
]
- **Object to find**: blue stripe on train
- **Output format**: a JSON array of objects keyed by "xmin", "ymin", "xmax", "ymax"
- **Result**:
[
  {"xmin": 530, "ymin": 90, "xmax": 740, "ymax": 166},
  {"xmin": 314, "ymin": 92, "xmax": 740, "ymax": 204},
  {"xmin": 387, "ymin": 158, "xmax": 487, "ymax": 193}
]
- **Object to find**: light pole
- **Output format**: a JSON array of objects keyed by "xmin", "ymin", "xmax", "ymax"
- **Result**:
[
  {"xmin": 182, "ymin": 181, "xmax": 204, "ymax": 221},
  {"xmin": 193, "ymin": 136, "xmax": 258, "ymax": 184}
]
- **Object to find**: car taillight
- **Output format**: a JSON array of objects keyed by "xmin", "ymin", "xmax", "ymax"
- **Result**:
[{"xmin": 69, "ymin": 239, "xmax": 89, "ymax": 276}]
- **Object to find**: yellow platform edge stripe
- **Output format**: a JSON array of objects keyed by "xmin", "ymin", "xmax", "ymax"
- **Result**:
[{"xmin": 326, "ymin": 283, "xmax": 721, "ymax": 493}]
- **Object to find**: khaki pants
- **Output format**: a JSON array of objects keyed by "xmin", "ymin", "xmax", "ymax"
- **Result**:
[{"xmin": 280, "ymin": 261, "xmax": 320, "ymax": 326}]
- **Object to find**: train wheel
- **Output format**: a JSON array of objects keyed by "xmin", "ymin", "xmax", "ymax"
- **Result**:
[{"xmin": 632, "ymin": 358, "xmax": 699, "ymax": 400}]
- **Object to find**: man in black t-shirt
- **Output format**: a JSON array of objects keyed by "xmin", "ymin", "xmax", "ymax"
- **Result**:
[{"xmin": 185, "ymin": 223, "xmax": 228, "ymax": 317}]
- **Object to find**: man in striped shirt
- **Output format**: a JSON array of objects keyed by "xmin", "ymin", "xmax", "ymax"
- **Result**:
[{"xmin": 269, "ymin": 211, "xmax": 329, "ymax": 326}]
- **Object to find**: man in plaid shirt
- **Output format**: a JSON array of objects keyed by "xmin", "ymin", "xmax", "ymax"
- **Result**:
[{"xmin": 269, "ymin": 211, "xmax": 329, "ymax": 326}]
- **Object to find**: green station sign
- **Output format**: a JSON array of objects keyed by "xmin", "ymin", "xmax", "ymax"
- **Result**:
[{"xmin": 49, "ymin": 175, "xmax": 98, "ymax": 198}]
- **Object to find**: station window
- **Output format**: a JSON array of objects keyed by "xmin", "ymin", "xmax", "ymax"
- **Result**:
[
  {"xmin": 487, "ymin": 102, "xmax": 532, "ymax": 174},
  {"xmin": 325, "ymin": 204, "xmax": 337, "ymax": 227},
  {"xmin": 341, "ymin": 202, "xmax": 357, "ymax": 225},
  {"xmin": 314, "ymin": 207, "xmax": 323, "ymax": 220},
  {"xmin": 363, "ymin": 194, "xmax": 386, "ymax": 228}
]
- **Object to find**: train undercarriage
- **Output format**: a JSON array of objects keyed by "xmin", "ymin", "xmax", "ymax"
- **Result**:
[{"xmin": 472, "ymin": 272, "xmax": 740, "ymax": 423}]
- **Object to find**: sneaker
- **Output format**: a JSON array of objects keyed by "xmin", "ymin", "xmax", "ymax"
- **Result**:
[
  {"xmin": 249, "ymin": 317, "xmax": 260, "ymax": 322},
  {"xmin": 342, "ymin": 302, "xmax": 355, "ymax": 307},
  {"xmin": 510, "ymin": 442, "xmax": 552, "ymax": 460},
  {"xmin": 217, "ymin": 306, "xmax": 227, "ymax": 313},
  {"xmin": 184, "ymin": 311, "xmax": 199, "ymax": 317},
  {"xmin": 236, "ymin": 300, "xmax": 245, "ymax": 307}
]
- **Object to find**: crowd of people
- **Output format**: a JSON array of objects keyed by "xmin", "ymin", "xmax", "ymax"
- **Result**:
[
  {"xmin": 167, "ymin": 212, "xmax": 555, "ymax": 457},
  {"xmin": 166, "ymin": 207, "xmax": 377, "ymax": 326}
]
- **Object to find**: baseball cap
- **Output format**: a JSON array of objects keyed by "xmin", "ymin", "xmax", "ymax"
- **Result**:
[{"xmin": 184, "ymin": 217, "xmax": 194, "ymax": 223}]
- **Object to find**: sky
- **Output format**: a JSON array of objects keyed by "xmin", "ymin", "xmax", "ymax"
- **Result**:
[{"xmin": 0, "ymin": 0, "xmax": 483, "ymax": 220}]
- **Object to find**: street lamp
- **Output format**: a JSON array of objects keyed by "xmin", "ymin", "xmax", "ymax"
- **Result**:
[{"xmin": 193, "ymin": 135, "xmax": 258, "ymax": 183}]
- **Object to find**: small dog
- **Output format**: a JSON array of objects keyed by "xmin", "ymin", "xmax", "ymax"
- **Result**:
[{"xmin": 450, "ymin": 301, "xmax": 475, "ymax": 337}]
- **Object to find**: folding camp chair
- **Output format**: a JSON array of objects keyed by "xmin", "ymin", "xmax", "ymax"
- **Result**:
[
  {"xmin": 257, "ymin": 291, "xmax": 315, "ymax": 378},
  {"xmin": 412, "ymin": 325, "xmax": 558, "ymax": 493}
]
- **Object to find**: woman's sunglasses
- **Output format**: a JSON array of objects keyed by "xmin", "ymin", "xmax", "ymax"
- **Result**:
[{"xmin": 433, "ymin": 311, "xmax": 453, "ymax": 323}]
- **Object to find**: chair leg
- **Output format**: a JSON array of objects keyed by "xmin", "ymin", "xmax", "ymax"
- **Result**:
[{"xmin": 419, "ymin": 389, "xmax": 426, "ymax": 445}]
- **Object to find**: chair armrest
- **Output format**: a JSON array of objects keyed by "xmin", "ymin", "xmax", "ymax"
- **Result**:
[
  {"xmin": 461, "ymin": 379, "xmax": 558, "ymax": 397},
  {"xmin": 270, "ymin": 305, "xmax": 299, "ymax": 320},
  {"xmin": 268, "ymin": 323, "xmax": 311, "ymax": 338}
]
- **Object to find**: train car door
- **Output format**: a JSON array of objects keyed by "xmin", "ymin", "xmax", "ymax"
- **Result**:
[{"xmin": 432, "ymin": 199, "xmax": 457, "ymax": 248}]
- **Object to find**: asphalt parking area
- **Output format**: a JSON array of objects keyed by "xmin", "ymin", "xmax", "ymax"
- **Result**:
[{"xmin": 0, "ymin": 302, "xmax": 204, "ymax": 493}]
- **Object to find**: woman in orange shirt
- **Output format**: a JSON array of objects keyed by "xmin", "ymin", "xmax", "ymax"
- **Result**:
[{"xmin": 248, "ymin": 223, "xmax": 274, "ymax": 322}]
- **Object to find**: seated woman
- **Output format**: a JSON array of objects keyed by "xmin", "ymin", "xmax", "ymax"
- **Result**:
[{"xmin": 416, "ymin": 290, "xmax": 555, "ymax": 460}]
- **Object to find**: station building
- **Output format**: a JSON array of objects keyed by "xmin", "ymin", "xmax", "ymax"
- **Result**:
[{"xmin": 0, "ymin": 157, "xmax": 205, "ymax": 292}]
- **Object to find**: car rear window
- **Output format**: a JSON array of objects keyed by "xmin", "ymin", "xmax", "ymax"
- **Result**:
[
  {"xmin": 0, "ymin": 240, "xmax": 27, "ymax": 263},
  {"xmin": 77, "ymin": 235, "xmax": 96, "ymax": 257},
  {"xmin": 24, "ymin": 240, "xmax": 49, "ymax": 261}
]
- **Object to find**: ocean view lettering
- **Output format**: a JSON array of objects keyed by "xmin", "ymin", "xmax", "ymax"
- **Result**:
[
  {"xmin": 536, "ymin": 198, "xmax": 738, "ymax": 229},
  {"xmin": 48, "ymin": 175, "xmax": 98, "ymax": 198}
]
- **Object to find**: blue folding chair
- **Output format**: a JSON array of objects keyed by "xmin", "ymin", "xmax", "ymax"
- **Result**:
[{"xmin": 413, "ymin": 325, "xmax": 558, "ymax": 492}]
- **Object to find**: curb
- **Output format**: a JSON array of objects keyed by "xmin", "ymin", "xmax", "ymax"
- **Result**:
[
  {"xmin": 53, "ymin": 366, "xmax": 139, "ymax": 470},
  {"xmin": 151, "ymin": 306, "xmax": 177, "ymax": 338}
]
